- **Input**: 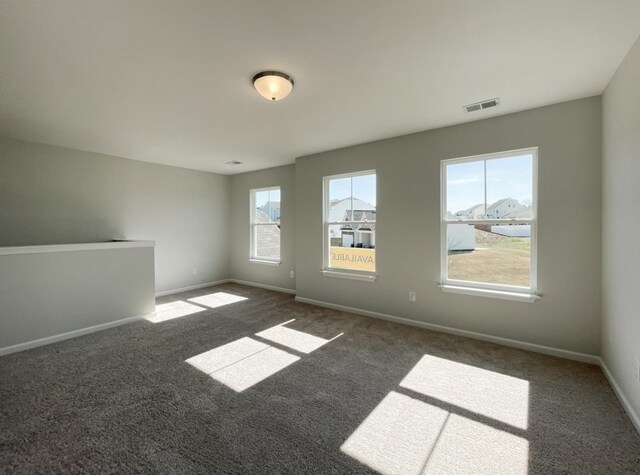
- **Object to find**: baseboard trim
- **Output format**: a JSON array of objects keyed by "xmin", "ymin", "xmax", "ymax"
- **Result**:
[
  {"xmin": 599, "ymin": 358, "xmax": 640, "ymax": 435},
  {"xmin": 0, "ymin": 314, "xmax": 150, "ymax": 357},
  {"xmin": 228, "ymin": 279, "xmax": 296, "ymax": 295},
  {"xmin": 294, "ymin": 296, "xmax": 600, "ymax": 365},
  {"xmin": 155, "ymin": 279, "xmax": 231, "ymax": 297}
]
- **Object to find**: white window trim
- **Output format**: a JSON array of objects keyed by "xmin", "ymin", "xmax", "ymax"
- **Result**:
[
  {"xmin": 249, "ymin": 258, "xmax": 281, "ymax": 266},
  {"xmin": 321, "ymin": 270, "xmax": 377, "ymax": 282},
  {"xmin": 440, "ymin": 147, "xmax": 539, "ymax": 302},
  {"xmin": 322, "ymin": 170, "xmax": 377, "ymax": 281},
  {"xmin": 439, "ymin": 284, "xmax": 539, "ymax": 303},
  {"xmin": 250, "ymin": 186, "xmax": 281, "ymax": 263}
]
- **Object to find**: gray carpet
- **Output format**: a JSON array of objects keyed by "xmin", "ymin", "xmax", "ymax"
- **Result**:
[{"xmin": 1, "ymin": 283, "xmax": 639, "ymax": 474}]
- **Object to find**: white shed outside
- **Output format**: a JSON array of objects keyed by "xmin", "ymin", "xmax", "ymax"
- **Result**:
[{"xmin": 447, "ymin": 224, "xmax": 476, "ymax": 251}]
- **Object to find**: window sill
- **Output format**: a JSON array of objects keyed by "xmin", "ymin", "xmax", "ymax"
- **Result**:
[
  {"xmin": 321, "ymin": 270, "xmax": 377, "ymax": 282},
  {"xmin": 249, "ymin": 259, "xmax": 281, "ymax": 266},
  {"xmin": 439, "ymin": 284, "xmax": 539, "ymax": 303}
]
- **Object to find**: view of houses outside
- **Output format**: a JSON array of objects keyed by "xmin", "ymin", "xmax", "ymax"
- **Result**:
[
  {"xmin": 445, "ymin": 154, "xmax": 534, "ymax": 287},
  {"xmin": 328, "ymin": 198, "xmax": 376, "ymax": 247},
  {"xmin": 327, "ymin": 173, "xmax": 376, "ymax": 272},
  {"xmin": 253, "ymin": 189, "xmax": 378, "ymax": 269},
  {"xmin": 251, "ymin": 158, "xmax": 532, "ymax": 284},
  {"xmin": 253, "ymin": 188, "xmax": 281, "ymax": 260}
]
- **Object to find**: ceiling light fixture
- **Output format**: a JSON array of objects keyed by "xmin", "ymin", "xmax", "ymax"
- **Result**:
[
  {"xmin": 225, "ymin": 160, "xmax": 243, "ymax": 165},
  {"xmin": 252, "ymin": 71, "xmax": 294, "ymax": 101}
]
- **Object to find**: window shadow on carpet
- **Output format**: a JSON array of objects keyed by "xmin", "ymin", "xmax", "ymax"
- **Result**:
[
  {"xmin": 341, "ymin": 356, "xmax": 530, "ymax": 474},
  {"xmin": 2, "ymin": 283, "xmax": 638, "ymax": 474},
  {"xmin": 186, "ymin": 319, "xmax": 343, "ymax": 392}
]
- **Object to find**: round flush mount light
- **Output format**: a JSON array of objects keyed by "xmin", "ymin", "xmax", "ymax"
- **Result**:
[{"xmin": 252, "ymin": 71, "xmax": 294, "ymax": 101}]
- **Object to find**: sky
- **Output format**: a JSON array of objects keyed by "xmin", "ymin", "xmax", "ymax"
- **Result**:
[
  {"xmin": 255, "ymin": 157, "xmax": 530, "ymax": 214},
  {"xmin": 254, "ymin": 188, "xmax": 281, "ymax": 208},
  {"xmin": 256, "ymin": 175, "xmax": 378, "ymax": 210},
  {"xmin": 329, "ymin": 173, "xmax": 377, "ymax": 206},
  {"xmin": 446, "ymin": 154, "xmax": 533, "ymax": 213}
]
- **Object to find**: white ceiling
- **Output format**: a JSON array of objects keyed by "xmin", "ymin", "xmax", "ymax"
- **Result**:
[{"xmin": 1, "ymin": 1, "xmax": 639, "ymax": 175}]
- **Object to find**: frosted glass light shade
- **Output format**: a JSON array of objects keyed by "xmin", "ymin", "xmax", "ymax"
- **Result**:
[{"xmin": 252, "ymin": 71, "xmax": 294, "ymax": 101}]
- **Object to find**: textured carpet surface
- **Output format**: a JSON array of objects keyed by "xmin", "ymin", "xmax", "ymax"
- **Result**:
[{"xmin": 1, "ymin": 283, "xmax": 639, "ymax": 474}]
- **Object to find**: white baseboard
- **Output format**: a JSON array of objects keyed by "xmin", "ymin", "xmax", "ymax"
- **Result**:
[
  {"xmin": 155, "ymin": 279, "xmax": 231, "ymax": 297},
  {"xmin": 599, "ymin": 358, "xmax": 640, "ymax": 435},
  {"xmin": 0, "ymin": 314, "xmax": 150, "ymax": 357},
  {"xmin": 228, "ymin": 279, "xmax": 296, "ymax": 295},
  {"xmin": 294, "ymin": 296, "xmax": 600, "ymax": 365},
  {"xmin": 2, "ymin": 280, "xmax": 637, "ymax": 436},
  {"xmin": 295, "ymin": 297, "xmax": 640, "ymax": 435}
]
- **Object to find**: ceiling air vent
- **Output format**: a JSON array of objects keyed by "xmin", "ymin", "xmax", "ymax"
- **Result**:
[
  {"xmin": 464, "ymin": 103, "xmax": 482, "ymax": 112},
  {"xmin": 463, "ymin": 97, "xmax": 501, "ymax": 113}
]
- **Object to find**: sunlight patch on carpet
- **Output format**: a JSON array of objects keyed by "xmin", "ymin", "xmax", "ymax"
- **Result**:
[
  {"xmin": 256, "ymin": 320, "xmax": 343, "ymax": 354},
  {"xmin": 341, "ymin": 390, "xmax": 528, "ymax": 475},
  {"xmin": 188, "ymin": 292, "xmax": 248, "ymax": 309},
  {"xmin": 424, "ymin": 413, "xmax": 528, "ymax": 474},
  {"xmin": 341, "ymin": 391, "xmax": 448, "ymax": 474},
  {"xmin": 147, "ymin": 301, "xmax": 206, "ymax": 323},
  {"xmin": 210, "ymin": 346, "xmax": 300, "ymax": 392},
  {"xmin": 186, "ymin": 336, "xmax": 300, "ymax": 392},
  {"xmin": 186, "ymin": 337, "xmax": 269, "ymax": 374},
  {"xmin": 186, "ymin": 320, "xmax": 345, "ymax": 392},
  {"xmin": 400, "ymin": 355, "xmax": 529, "ymax": 429}
]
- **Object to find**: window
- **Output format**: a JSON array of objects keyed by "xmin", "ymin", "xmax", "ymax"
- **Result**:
[
  {"xmin": 250, "ymin": 187, "xmax": 281, "ymax": 263},
  {"xmin": 441, "ymin": 148, "xmax": 537, "ymax": 300},
  {"xmin": 323, "ymin": 170, "xmax": 376, "ymax": 278}
]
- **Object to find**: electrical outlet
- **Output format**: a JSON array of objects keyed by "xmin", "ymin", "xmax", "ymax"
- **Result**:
[
  {"xmin": 192, "ymin": 266, "xmax": 198, "ymax": 275},
  {"xmin": 409, "ymin": 291, "xmax": 416, "ymax": 302},
  {"xmin": 290, "ymin": 270, "xmax": 295, "ymax": 278}
]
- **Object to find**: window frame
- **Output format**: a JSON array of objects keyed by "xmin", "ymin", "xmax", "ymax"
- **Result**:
[
  {"xmin": 250, "ymin": 186, "xmax": 281, "ymax": 264},
  {"xmin": 440, "ymin": 148, "xmax": 539, "ymax": 300},
  {"xmin": 322, "ymin": 169, "xmax": 377, "ymax": 280}
]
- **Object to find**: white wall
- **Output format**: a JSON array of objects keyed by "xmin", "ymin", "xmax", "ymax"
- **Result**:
[
  {"xmin": 2, "ymin": 97, "xmax": 607, "ymax": 360},
  {"xmin": 0, "ymin": 243, "xmax": 155, "ymax": 351},
  {"xmin": 229, "ymin": 165, "xmax": 296, "ymax": 291},
  {"xmin": 0, "ymin": 137, "xmax": 230, "ymax": 293},
  {"xmin": 602, "ymin": 34, "xmax": 640, "ymax": 421},
  {"xmin": 295, "ymin": 97, "xmax": 602, "ymax": 355}
]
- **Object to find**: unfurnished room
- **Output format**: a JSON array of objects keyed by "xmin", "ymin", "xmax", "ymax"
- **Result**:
[{"xmin": 1, "ymin": 1, "xmax": 639, "ymax": 473}]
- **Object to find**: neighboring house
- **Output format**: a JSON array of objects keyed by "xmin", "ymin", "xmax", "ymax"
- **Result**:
[
  {"xmin": 344, "ymin": 210, "xmax": 376, "ymax": 223},
  {"xmin": 254, "ymin": 209, "xmax": 280, "ymax": 258},
  {"xmin": 449, "ymin": 199, "xmax": 531, "ymax": 245},
  {"xmin": 486, "ymin": 198, "xmax": 525, "ymax": 219},
  {"xmin": 329, "ymin": 197, "xmax": 374, "ymax": 222},
  {"xmin": 454, "ymin": 203, "xmax": 485, "ymax": 219},
  {"xmin": 259, "ymin": 201, "xmax": 281, "ymax": 221},
  {"xmin": 503, "ymin": 206, "xmax": 533, "ymax": 220},
  {"xmin": 341, "ymin": 210, "xmax": 376, "ymax": 248},
  {"xmin": 328, "ymin": 197, "xmax": 376, "ymax": 247}
]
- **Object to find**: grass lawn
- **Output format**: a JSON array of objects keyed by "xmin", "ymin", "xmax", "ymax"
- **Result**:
[{"xmin": 448, "ymin": 230, "xmax": 530, "ymax": 287}]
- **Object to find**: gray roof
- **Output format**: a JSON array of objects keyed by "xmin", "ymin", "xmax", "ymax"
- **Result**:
[{"xmin": 487, "ymin": 198, "xmax": 520, "ymax": 210}]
